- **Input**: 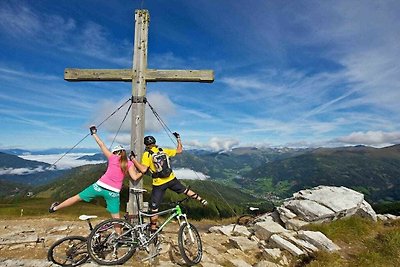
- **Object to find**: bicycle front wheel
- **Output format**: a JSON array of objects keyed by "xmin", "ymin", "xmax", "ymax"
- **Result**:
[
  {"xmin": 87, "ymin": 218, "xmax": 137, "ymax": 265},
  {"xmin": 47, "ymin": 235, "xmax": 88, "ymax": 266},
  {"xmin": 178, "ymin": 222, "xmax": 202, "ymax": 266}
]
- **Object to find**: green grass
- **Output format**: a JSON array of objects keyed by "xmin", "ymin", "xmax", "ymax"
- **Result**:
[
  {"xmin": 354, "ymin": 228, "xmax": 400, "ymax": 267},
  {"xmin": 306, "ymin": 216, "xmax": 376, "ymax": 243},
  {"xmin": 304, "ymin": 217, "xmax": 400, "ymax": 267},
  {"xmin": 0, "ymin": 197, "xmax": 109, "ymax": 219}
]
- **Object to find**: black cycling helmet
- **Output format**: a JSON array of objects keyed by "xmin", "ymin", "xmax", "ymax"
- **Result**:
[{"xmin": 144, "ymin": 135, "xmax": 156, "ymax": 146}]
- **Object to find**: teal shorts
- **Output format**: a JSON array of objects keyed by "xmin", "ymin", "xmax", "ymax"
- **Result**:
[{"xmin": 78, "ymin": 183, "xmax": 120, "ymax": 214}]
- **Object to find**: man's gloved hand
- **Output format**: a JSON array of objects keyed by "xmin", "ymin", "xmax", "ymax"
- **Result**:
[
  {"xmin": 90, "ymin": 125, "xmax": 97, "ymax": 135},
  {"xmin": 173, "ymin": 132, "xmax": 180, "ymax": 139},
  {"xmin": 129, "ymin": 151, "xmax": 136, "ymax": 160}
]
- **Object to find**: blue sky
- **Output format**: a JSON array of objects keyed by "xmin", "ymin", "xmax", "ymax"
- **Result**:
[{"xmin": 1, "ymin": 0, "xmax": 400, "ymax": 151}]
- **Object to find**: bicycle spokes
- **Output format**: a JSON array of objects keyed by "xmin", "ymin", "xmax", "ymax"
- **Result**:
[
  {"xmin": 87, "ymin": 219, "xmax": 137, "ymax": 265},
  {"xmin": 178, "ymin": 222, "xmax": 202, "ymax": 265},
  {"xmin": 47, "ymin": 236, "xmax": 88, "ymax": 266}
]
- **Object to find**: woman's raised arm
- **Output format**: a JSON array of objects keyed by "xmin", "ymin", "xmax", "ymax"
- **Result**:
[{"xmin": 90, "ymin": 126, "xmax": 112, "ymax": 159}]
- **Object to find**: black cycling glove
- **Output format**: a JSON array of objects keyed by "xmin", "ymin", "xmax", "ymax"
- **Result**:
[
  {"xmin": 90, "ymin": 126, "xmax": 97, "ymax": 135},
  {"xmin": 173, "ymin": 132, "xmax": 180, "ymax": 139}
]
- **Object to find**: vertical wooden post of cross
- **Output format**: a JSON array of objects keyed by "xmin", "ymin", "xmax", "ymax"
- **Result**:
[{"xmin": 127, "ymin": 10, "xmax": 149, "ymax": 220}]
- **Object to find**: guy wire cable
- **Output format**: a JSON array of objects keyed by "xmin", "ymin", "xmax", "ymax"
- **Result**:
[
  {"xmin": 146, "ymin": 100, "xmax": 177, "ymax": 145},
  {"xmin": 190, "ymin": 169, "xmax": 237, "ymax": 216},
  {"xmin": 146, "ymin": 99, "xmax": 237, "ymax": 216},
  {"xmin": 48, "ymin": 97, "xmax": 132, "ymax": 169},
  {"xmin": 109, "ymin": 100, "xmax": 132, "ymax": 150}
]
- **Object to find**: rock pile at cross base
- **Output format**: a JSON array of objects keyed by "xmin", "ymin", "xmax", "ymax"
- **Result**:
[
  {"xmin": 0, "ymin": 185, "xmax": 398, "ymax": 266},
  {"xmin": 209, "ymin": 185, "xmax": 380, "ymax": 266}
]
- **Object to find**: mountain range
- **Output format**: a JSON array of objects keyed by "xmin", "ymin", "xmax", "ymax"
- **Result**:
[
  {"xmin": 245, "ymin": 145, "xmax": 400, "ymax": 202},
  {"xmin": 33, "ymin": 163, "xmax": 265, "ymax": 219},
  {"xmin": 0, "ymin": 152, "xmax": 67, "ymax": 193},
  {"xmin": 1, "ymin": 145, "xmax": 400, "ymax": 206},
  {"xmin": 0, "ymin": 152, "xmax": 51, "ymax": 169},
  {"xmin": 0, "ymin": 148, "xmax": 98, "ymax": 155},
  {"xmin": 171, "ymin": 145, "xmax": 400, "ymax": 203}
]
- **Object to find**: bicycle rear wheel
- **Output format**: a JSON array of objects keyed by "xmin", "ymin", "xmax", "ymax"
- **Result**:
[
  {"xmin": 178, "ymin": 222, "xmax": 202, "ymax": 266},
  {"xmin": 47, "ymin": 235, "xmax": 88, "ymax": 266},
  {"xmin": 87, "ymin": 218, "xmax": 137, "ymax": 265}
]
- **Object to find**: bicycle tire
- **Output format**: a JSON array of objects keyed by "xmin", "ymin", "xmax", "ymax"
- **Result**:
[
  {"xmin": 87, "ymin": 218, "xmax": 137, "ymax": 265},
  {"xmin": 178, "ymin": 222, "xmax": 202, "ymax": 266},
  {"xmin": 47, "ymin": 235, "xmax": 88, "ymax": 267}
]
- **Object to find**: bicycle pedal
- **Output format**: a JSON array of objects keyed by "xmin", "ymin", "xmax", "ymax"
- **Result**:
[{"xmin": 141, "ymin": 252, "xmax": 159, "ymax": 262}]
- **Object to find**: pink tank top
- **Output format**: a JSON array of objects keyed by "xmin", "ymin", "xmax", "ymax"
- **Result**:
[{"xmin": 96, "ymin": 154, "xmax": 133, "ymax": 192}]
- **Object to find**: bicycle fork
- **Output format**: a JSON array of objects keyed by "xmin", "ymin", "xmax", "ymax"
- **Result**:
[{"xmin": 177, "ymin": 214, "xmax": 195, "ymax": 242}]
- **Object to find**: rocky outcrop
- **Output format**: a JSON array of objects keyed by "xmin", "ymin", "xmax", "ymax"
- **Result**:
[
  {"xmin": 1, "ymin": 186, "xmax": 399, "ymax": 266},
  {"xmin": 377, "ymin": 213, "xmax": 400, "ymax": 221},
  {"xmin": 278, "ymin": 186, "xmax": 377, "ymax": 228},
  {"xmin": 207, "ymin": 186, "xmax": 390, "ymax": 266}
]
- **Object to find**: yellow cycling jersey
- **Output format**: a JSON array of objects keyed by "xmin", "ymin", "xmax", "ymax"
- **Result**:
[{"xmin": 142, "ymin": 146, "xmax": 177, "ymax": 186}]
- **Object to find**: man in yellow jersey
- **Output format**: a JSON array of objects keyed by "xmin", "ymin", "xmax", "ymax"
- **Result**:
[{"xmin": 130, "ymin": 132, "xmax": 207, "ymax": 231}]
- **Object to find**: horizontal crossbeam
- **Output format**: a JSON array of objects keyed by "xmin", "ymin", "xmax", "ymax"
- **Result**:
[
  {"xmin": 64, "ymin": 69, "xmax": 132, "ymax": 81},
  {"xmin": 64, "ymin": 68, "xmax": 214, "ymax": 83},
  {"xmin": 145, "ymin": 69, "xmax": 214, "ymax": 83}
]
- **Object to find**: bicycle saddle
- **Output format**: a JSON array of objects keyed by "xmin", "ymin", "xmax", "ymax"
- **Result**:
[
  {"xmin": 130, "ymin": 188, "xmax": 147, "ymax": 193},
  {"xmin": 79, "ymin": 215, "xmax": 98, "ymax": 221}
]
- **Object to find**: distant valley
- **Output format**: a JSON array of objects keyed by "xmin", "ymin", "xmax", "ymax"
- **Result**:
[{"xmin": 1, "ymin": 145, "xmax": 400, "ymax": 208}]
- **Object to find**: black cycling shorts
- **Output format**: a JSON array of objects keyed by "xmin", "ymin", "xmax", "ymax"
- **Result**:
[{"xmin": 150, "ymin": 178, "xmax": 186, "ymax": 211}]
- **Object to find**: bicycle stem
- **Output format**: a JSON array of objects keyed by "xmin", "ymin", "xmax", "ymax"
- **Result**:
[{"xmin": 175, "ymin": 204, "xmax": 182, "ymax": 216}]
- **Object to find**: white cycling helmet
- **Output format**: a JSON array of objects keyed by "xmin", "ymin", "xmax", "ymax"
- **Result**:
[{"xmin": 111, "ymin": 145, "xmax": 125, "ymax": 153}]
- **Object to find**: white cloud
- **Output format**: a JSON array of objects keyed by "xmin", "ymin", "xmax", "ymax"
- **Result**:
[
  {"xmin": 334, "ymin": 131, "xmax": 400, "ymax": 147},
  {"xmin": 20, "ymin": 153, "xmax": 105, "ymax": 170},
  {"xmin": 0, "ymin": 3, "xmax": 129, "ymax": 66},
  {"xmin": 180, "ymin": 108, "xmax": 214, "ymax": 120},
  {"xmin": 0, "ymin": 4, "xmax": 75, "ymax": 44},
  {"xmin": 109, "ymin": 134, "xmax": 132, "ymax": 149},
  {"xmin": 298, "ymin": 1, "xmax": 400, "ymax": 115},
  {"xmin": 149, "ymin": 52, "xmax": 187, "ymax": 69},
  {"xmin": 174, "ymin": 168, "xmax": 209, "ymax": 180},
  {"xmin": 0, "ymin": 5, "xmax": 42, "ymax": 38},
  {"xmin": 0, "ymin": 67, "xmax": 59, "ymax": 81},
  {"xmin": 0, "ymin": 166, "xmax": 47, "ymax": 175},
  {"xmin": 13, "ymin": 153, "xmax": 209, "ymax": 180},
  {"xmin": 70, "ymin": 21, "xmax": 130, "ymax": 65},
  {"xmin": 221, "ymin": 76, "xmax": 266, "ymax": 90},
  {"xmin": 186, "ymin": 137, "xmax": 239, "ymax": 152},
  {"xmin": 145, "ymin": 92, "xmax": 177, "ymax": 132}
]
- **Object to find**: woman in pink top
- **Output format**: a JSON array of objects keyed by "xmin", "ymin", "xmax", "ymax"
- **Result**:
[{"xmin": 48, "ymin": 126, "xmax": 141, "ymax": 219}]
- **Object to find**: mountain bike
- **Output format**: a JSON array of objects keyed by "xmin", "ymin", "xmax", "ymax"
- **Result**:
[
  {"xmin": 47, "ymin": 215, "xmax": 97, "ymax": 266},
  {"xmin": 86, "ymin": 188, "xmax": 203, "ymax": 266}
]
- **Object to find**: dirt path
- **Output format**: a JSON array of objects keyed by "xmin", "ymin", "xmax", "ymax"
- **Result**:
[{"xmin": 0, "ymin": 217, "xmax": 244, "ymax": 267}]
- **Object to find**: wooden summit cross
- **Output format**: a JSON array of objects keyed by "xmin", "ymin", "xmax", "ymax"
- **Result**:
[{"xmin": 64, "ymin": 10, "xmax": 214, "ymax": 216}]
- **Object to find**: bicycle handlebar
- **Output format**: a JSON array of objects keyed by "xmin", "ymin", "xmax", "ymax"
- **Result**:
[
  {"xmin": 176, "ymin": 197, "xmax": 190, "ymax": 205},
  {"xmin": 161, "ymin": 196, "xmax": 190, "ymax": 207},
  {"xmin": 129, "ymin": 187, "xmax": 190, "ymax": 206}
]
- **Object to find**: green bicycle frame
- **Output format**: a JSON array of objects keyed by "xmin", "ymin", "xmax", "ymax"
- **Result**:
[{"xmin": 136, "ymin": 204, "xmax": 188, "ymax": 246}]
